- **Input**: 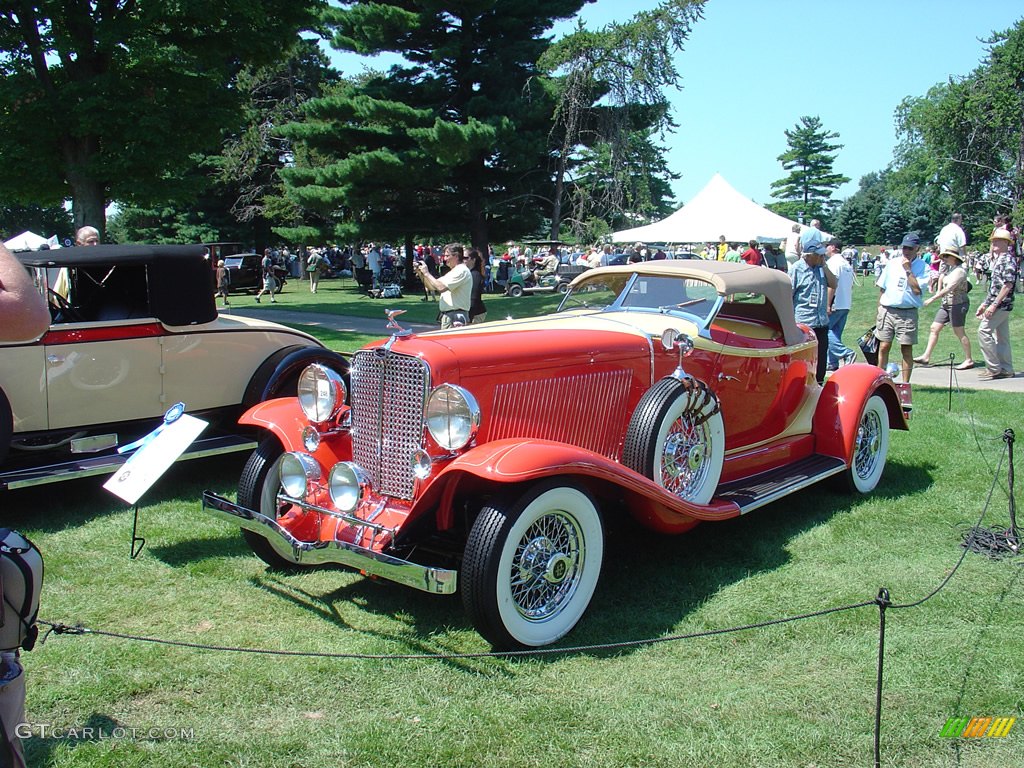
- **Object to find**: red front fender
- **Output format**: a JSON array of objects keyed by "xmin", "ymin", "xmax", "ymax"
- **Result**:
[
  {"xmin": 238, "ymin": 399, "xmax": 353, "ymax": 466},
  {"xmin": 418, "ymin": 438, "xmax": 740, "ymax": 534},
  {"xmin": 238, "ymin": 398, "xmax": 309, "ymax": 451},
  {"xmin": 812, "ymin": 365, "xmax": 908, "ymax": 463}
]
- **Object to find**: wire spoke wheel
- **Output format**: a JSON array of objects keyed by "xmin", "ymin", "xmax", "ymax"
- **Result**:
[
  {"xmin": 623, "ymin": 377, "xmax": 725, "ymax": 505},
  {"xmin": 845, "ymin": 394, "xmax": 889, "ymax": 493},
  {"xmin": 660, "ymin": 411, "xmax": 715, "ymax": 497},
  {"xmin": 508, "ymin": 511, "xmax": 584, "ymax": 622},
  {"xmin": 462, "ymin": 482, "xmax": 603, "ymax": 649}
]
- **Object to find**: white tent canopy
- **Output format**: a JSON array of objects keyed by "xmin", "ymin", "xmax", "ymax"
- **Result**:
[
  {"xmin": 611, "ymin": 173, "xmax": 810, "ymax": 245},
  {"xmin": 4, "ymin": 231, "xmax": 61, "ymax": 251}
]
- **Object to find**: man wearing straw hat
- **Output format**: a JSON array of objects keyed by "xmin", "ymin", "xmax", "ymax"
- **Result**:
[{"xmin": 976, "ymin": 227, "xmax": 1018, "ymax": 380}]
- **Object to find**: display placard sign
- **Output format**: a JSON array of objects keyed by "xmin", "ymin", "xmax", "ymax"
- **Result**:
[{"xmin": 103, "ymin": 413, "xmax": 208, "ymax": 505}]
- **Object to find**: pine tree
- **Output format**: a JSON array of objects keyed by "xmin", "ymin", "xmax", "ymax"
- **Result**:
[
  {"xmin": 281, "ymin": 0, "xmax": 588, "ymax": 257},
  {"xmin": 769, "ymin": 116, "xmax": 849, "ymax": 225}
]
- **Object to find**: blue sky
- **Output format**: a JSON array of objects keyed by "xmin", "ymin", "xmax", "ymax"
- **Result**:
[{"xmin": 326, "ymin": 0, "xmax": 1024, "ymax": 207}]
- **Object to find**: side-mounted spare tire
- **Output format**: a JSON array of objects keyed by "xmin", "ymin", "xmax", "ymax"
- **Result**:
[
  {"xmin": 622, "ymin": 376, "xmax": 725, "ymax": 505},
  {"xmin": 242, "ymin": 346, "xmax": 349, "ymax": 409}
]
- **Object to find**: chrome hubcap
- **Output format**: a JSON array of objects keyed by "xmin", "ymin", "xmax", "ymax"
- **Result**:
[
  {"xmin": 662, "ymin": 417, "xmax": 711, "ymax": 498},
  {"xmin": 510, "ymin": 513, "xmax": 583, "ymax": 621}
]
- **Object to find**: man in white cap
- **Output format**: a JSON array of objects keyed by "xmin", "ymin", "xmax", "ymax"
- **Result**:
[
  {"xmin": 874, "ymin": 232, "xmax": 926, "ymax": 382},
  {"xmin": 975, "ymin": 227, "xmax": 1018, "ymax": 380}
]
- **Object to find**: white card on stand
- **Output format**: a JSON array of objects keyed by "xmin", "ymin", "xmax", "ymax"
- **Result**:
[{"xmin": 103, "ymin": 413, "xmax": 208, "ymax": 505}]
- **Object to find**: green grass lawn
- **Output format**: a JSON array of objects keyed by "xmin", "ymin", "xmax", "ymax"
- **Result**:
[
  {"xmin": 9, "ymin": 267, "xmax": 1023, "ymax": 767},
  {"xmin": 244, "ymin": 274, "xmax": 565, "ymax": 326}
]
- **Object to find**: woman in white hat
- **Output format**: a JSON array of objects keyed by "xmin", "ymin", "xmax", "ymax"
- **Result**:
[{"xmin": 916, "ymin": 248, "xmax": 975, "ymax": 369}]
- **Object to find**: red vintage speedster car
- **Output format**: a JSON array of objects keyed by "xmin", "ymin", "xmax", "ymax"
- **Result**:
[{"xmin": 204, "ymin": 260, "xmax": 908, "ymax": 649}]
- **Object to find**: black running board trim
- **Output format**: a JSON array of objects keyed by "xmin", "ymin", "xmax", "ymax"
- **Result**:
[
  {"xmin": 715, "ymin": 454, "xmax": 848, "ymax": 514},
  {"xmin": 1, "ymin": 435, "xmax": 257, "ymax": 490}
]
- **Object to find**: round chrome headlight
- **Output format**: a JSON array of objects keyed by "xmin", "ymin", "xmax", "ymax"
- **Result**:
[
  {"xmin": 279, "ymin": 452, "xmax": 321, "ymax": 498},
  {"xmin": 297, "ymin": 364, "xmax": 347, "ymax": 424},
  {"xmin": 329, "ymin": 462, "xmax": 369, "ymax": 513},
  {"xmin": 425, "ymin": 384, "xmax": 480, "ymax": 451}
]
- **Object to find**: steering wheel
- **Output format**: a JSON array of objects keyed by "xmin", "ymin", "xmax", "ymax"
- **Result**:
[{"xmin": 48, "ymin": 289, "xmax": 84, "ymax": 323}]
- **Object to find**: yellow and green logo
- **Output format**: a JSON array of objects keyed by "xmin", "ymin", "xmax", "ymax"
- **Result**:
[{"xmin": 940, "ymin": 717, "xmax": 1016, "ymax": 738}]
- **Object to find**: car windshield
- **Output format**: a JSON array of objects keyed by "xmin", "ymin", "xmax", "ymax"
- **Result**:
[
  {"xmin": 225, "ymin": 257, "xmax": 246, "ymax": 268},
  {"xmin": 557, "ymin": 274, "xmax": 629, "ymax": 311},
  {"xmin": 559, "ymin": 272, "xmax": 722, "ymax": 326}
]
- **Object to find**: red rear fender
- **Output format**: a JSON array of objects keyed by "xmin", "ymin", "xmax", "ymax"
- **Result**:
[{"xmin": 812, "ymin": 365, "xmax": 908, "ymax": 461}]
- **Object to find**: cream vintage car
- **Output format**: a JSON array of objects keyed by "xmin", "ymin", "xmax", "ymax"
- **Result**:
[{"xmin": 0, "ymin": 244, "xmax": 346, "ymax": 490}]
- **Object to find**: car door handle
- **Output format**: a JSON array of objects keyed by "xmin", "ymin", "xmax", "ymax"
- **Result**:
[
  {"xmin": 47, "ymin": 354, "xmax": 65, "ymax": 365},
  {"xmin": 717, "ymin": 372, "xmax": 740, "ymax": 382}
]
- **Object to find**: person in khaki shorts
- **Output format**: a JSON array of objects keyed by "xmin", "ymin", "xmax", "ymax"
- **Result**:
[{"xmin": 874, "ymin": 232, "xmax": 927, "ymax": 382}]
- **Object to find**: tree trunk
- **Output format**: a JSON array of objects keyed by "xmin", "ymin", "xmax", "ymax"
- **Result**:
[
  {"xmin": 550, "ymin": 153, "xmax": 565, "ymax": 241},
  {"xmin": 65, "ymin": 136, "xmax": 107, "ymax": 238},
  {"xmin": 468, "ymin": 158, "xmax": 490, "ymax": 258}
]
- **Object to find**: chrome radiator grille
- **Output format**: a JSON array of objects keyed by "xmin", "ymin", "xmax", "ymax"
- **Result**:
[{"xmin": 350, "ymin": 350, "xmax": 429, "ymax": 500}]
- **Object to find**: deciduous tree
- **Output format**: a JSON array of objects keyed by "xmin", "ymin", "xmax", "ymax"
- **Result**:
[
  {"xmin": 539, "ymin": 0, "xmax": 703, "ymax": 239},
  {"xmin": 0, "ymin": 1, "xmax": 323, "ymax": 235},
  {"xmin": 894, "ymin": 19, "xmax": 1024, "ymax": 228}
]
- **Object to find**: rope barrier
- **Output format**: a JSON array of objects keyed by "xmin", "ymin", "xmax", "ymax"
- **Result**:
[{"xmin": 39, "ymin": 598, "xmax": 879, "ymax": 660}]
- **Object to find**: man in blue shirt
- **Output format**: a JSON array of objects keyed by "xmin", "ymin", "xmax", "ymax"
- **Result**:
[
  {"xmin": 790, "ymin": 238, "xmax": 837, "ymax": 384},
  {"xmin": 874, "ymin": 232, "xmax": 926, "ymax": 381}
]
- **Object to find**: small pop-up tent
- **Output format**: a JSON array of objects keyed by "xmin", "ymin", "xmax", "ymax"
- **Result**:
[
  {"xmin": 612, "ymin": 173, "xmax": 810, "ymax": 244},
  {"xmin": 4, "ymin": 231, "xmax": 61, "ymax": 251},
  {"xmin": 4, "ymin": 231, "xmax": 49, "ymax": 251}
]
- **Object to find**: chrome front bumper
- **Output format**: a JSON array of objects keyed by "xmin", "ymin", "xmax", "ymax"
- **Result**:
[{"xmin": 202, "ymin": 491, "xmax": 457, "ymax": 595}]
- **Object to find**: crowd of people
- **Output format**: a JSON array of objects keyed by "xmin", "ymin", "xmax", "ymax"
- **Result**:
[
  {"xmin": 240, "ymin": 222, "xmax": 1020, "ymax": 367},
  {"xmin": 782, "ymin": 213, "xmax": 1019, "ymax": 384},
  {"xmin": 43, "ymin": 222, "xmax": 1024, "ymax": 370}
]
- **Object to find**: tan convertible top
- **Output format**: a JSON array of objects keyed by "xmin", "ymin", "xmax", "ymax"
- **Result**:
[{"xmin": 570, "ymin": 259, "xmax": 803, "ymax": 346}]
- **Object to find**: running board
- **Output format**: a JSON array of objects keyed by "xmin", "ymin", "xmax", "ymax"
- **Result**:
[
  {"xmin": 1, "ymin": 434, "xmax": 258, "ymax": 490},
  {"xmin": 715, "ymin": 454, "xmax": 848, "ymax": 514}
]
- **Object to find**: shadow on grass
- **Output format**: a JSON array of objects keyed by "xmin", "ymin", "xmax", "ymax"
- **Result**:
[
  {"xmin": 5, "ymin": 453, "xmax": 247, "ymax": 534},
  {"xmin": 148, "ymin": 530, "xmax": 252, "ymax": 565},
  {"xmin": 24, "ymin": 712, "xmax": 122, "ymax": 767},
  {"xmin": 192, "ymin": 457, "xmax": 936, "ymax": 663}
]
